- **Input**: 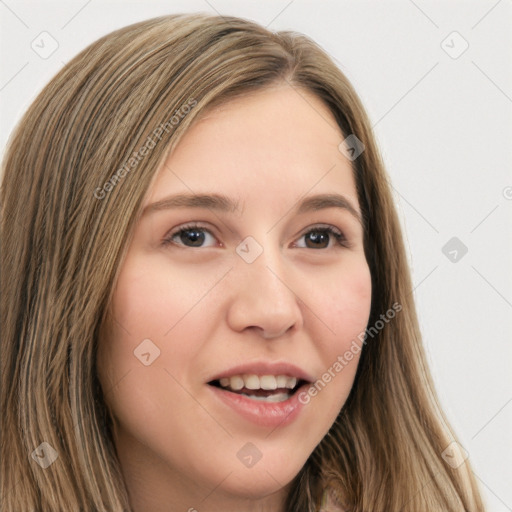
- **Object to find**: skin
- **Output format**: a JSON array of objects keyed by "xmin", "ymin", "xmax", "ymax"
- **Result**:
[{"xmin": 96, "ymin": 84, "xmax": 372, "ymax": 512}]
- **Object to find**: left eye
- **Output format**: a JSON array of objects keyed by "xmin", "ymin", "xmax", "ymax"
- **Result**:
[
  {"xmin": 294, "ymin": 226, "xmax": 347, "ymax": 249},
  {"xmin": 163, "ymin": 224, "xmax": 347, "ymax": 249}
]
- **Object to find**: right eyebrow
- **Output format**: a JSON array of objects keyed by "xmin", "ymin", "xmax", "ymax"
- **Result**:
[{"xmin": 142, "ymin": 193, "xmax": 241, "ymax": 217}]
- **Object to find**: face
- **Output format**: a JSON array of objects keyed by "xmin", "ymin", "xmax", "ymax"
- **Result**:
[{"xmin": 97, "ymin": 84, "xmax": 372, "ymax": 510}]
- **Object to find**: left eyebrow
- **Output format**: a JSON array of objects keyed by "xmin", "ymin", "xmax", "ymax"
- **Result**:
[
  {"xmin": 142, "ymin": 192, "xmax": 362, "ymax": 226},
  {"xmin": 295, "ymin": 193, "xmax": 363, "ymax": 226}
]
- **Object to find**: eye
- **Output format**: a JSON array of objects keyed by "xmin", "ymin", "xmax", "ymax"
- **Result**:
[
  {"xmin": 293, "ymin": 225, "xmax": 348, "ymax": 249},
  {"xmin": 162, "ymin": 223, "xmax": 217, "ymax": 248},
  {"xmin": 162, "ymin": 223, "xmax": 349, "ymax": 250}
]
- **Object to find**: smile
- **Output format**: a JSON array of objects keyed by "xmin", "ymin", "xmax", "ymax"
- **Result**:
[
  {"xmin": 207, "ymin": 362, "xmax": 314, "ymax": 427},
  {"xmin": 209, "ymin": 374, "xmax": 305, "ymax": 403}
]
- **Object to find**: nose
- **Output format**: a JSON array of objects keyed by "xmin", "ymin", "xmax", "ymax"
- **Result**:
[{"xmin": 226, "ymin": 249, "xmax": 304, "ymax": 340}]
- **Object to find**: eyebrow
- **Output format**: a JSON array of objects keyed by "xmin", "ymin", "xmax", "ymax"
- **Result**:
[{"xmin": 142, "ymin": 192, "xmax": 362, "ymax": 225}]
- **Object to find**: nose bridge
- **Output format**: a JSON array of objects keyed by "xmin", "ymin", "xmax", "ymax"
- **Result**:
[
  {"xmin": 228, "ymin": 235, "xmax": 303, "ymax": 337},
  {"xmin": 236, "ymin": 233, "xmax": 289, "ymax": 294}
]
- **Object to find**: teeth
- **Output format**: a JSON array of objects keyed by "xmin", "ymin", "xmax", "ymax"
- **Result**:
[
  {"xmin": 244, "ymin": 375, "xmax": 260, "ymax": 390},
  {"xmin": 229, "ymin": 376, "xmax": 244, "ymax": 391},
  {"xmin": 276, "ymin": 375, "xmax": 288, "ymax": 388},
  {"xmin": 218, "ymin": 374, "xmax": 299, "ymax": 391},
  {"xmin": 259, "ymin": 375, "xmax": 277, "ymax": 390},
  {"xmin": 241, "ymin": 392, "xmax": 290, "ymax": 403}
]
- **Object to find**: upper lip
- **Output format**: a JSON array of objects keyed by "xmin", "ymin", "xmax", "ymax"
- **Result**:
[{"xmin": 207, "ymin": 361, "xmax": 315, "ymax": 384}]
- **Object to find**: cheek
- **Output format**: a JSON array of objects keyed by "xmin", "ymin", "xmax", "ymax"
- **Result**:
[
  {"xmin": 318, "ymin": 259, "xmax": 372, "ymax": 345},
  {"xmin": 305, "ymin": 260, "xmax": 371, "ymax": 413},
  {"xmin": 96, "ymin": 253, "xmax": 225, "ymax": 410},
  {"xmin": 95, "ymin": 257, "xmax": 183, "ymax": 412},
  {"xmin": 108, "ymin": 252, "xmax": 226, "ymax": 340},
  {"xmin": 109, "ymin": 258, "xmax": 181, "ymax": 337}
]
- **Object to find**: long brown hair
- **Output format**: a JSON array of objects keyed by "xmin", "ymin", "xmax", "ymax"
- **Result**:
[{"xmin": 1, "ymin": 13, "xmax": 486, "ymax": 511}]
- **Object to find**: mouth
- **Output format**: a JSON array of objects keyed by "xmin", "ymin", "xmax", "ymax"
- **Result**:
[
  {"xmin": 206, "ymin": 361, "xmax": 315, "ymax": 427},
  {"xmin": 208, "ymin": 374, "xmax": 309, "ymax": 403}
]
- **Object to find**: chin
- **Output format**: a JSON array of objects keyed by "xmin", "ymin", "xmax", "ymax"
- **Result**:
[{"xmin": 216, "ymin": 463, "xmax": 297, "ymax": 499}]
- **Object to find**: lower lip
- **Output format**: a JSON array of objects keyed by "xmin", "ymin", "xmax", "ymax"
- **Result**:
[{"xmin": 208, "ymin": 384, "xmax": 309, "ymax": 428}]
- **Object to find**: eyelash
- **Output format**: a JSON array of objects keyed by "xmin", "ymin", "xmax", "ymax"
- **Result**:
[{"xmin": 162, "ymin": 222, "xmax": 350, "ymax": 249}]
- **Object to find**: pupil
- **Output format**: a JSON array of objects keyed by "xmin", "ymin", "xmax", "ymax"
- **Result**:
[
  {"xmin": 181, "ymin": 229, "xmax": 205, "ymax": 247},
  {"xmin": 307, "ymin": 231, "xmax": 328, "ymax": 249}
]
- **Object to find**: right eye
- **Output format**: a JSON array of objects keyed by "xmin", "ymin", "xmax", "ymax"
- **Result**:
[
  {"xmin": 162, "ymin": 223, "xmax": 215, "ymax": 248},
  {"xmin": 162, "ymin": 223, "xmax": 218, "ymax": 248}
]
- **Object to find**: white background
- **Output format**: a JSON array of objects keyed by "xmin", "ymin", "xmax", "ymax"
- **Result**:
[{"xmin": 1, "ymin": 1, "xmax": 511, "ymax": 510}]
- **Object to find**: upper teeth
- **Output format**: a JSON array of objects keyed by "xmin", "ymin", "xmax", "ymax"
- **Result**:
[{"xmin": 219, "ymin": 375, "xmax": 298, "ymax": 391}]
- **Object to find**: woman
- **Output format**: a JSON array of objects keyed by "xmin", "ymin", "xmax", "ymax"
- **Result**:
[{"xmin": 0, "ymin": 12, "xmax": 486, "ymax": 512}]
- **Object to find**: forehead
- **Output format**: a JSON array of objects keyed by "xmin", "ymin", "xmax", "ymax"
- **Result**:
[{"xmin": 145, "ymin": 85, "xmax": 359, "ymax": 213}]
